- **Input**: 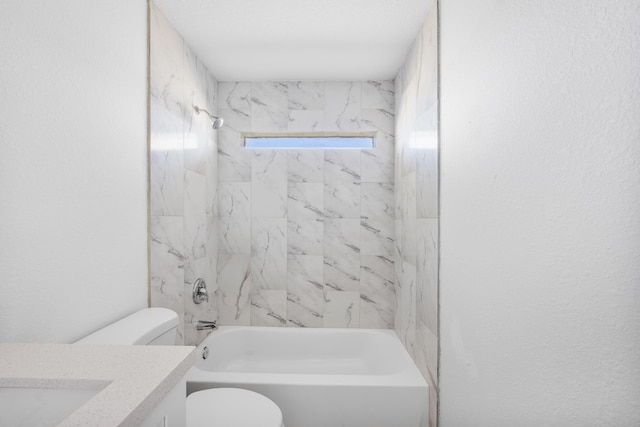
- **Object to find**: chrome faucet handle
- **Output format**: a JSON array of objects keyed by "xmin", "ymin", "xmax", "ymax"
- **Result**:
[
  {"xmin": 196, "ymin": 320, "xmax": 218, "ymax": 331},
  {"xmin": 192, "ymin": 278, "xmax": 208, "ymax": 304}
]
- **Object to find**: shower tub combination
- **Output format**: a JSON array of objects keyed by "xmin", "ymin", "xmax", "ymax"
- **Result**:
[{"xmin": 185, "ymin": 326, "xmax": 429, "ymax": 427}]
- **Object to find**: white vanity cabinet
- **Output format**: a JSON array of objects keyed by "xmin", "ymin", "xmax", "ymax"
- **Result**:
[
  {"xmin": 140, "ymin": 378, "xmax": 187, "ymax": 427},
  {"xmin": 0, "ymin": 344, "xmax": 195, "ymax": 427}
]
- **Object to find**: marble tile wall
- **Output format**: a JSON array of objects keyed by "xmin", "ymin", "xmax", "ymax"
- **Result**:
[
  {"xmin": 217, "ymin": 80, "xmax": 395, "ymax": 329},
  {"xmin": 149, "ymin": 3, "xmax": 218, "ymax": 345},
  {"xmin": 394, "ymin": 4, "xmax": 439, "ymax": 427}
]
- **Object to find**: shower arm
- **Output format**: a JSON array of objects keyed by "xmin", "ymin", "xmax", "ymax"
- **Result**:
[
  {"xmin": 193, "ymin": 105, "xmax": 224, "ymax": 129},
  {"xmin": 193, "ymin": 105, "xmax": 215, "ymax": 119}
]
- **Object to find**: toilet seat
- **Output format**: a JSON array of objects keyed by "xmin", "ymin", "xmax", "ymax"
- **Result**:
[{"xmin": 187, "ymin": 388, "xmax": 284, "ymax": 427}]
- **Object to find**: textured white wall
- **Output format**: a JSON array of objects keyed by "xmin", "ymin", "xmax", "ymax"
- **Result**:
[
  {"xmin": 440, "ymin": 0, "xmax": 640, "ymax": 425},
  {"xmin": 0, "ymin": 0, "xmax": 148, "ymax": 343}
]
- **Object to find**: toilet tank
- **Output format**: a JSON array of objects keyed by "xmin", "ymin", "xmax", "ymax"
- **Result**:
[{"xmin": 75, "ymin": 308, "xmax": 178, "ymax": 345}]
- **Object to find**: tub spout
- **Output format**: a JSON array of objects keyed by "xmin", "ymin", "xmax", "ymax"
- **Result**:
[{"xmin": 196, "ymin": 320, "xmax": 218, "ymax": 331}]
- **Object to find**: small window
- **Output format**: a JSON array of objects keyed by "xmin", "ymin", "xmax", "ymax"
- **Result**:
[{"xmin": 244, "ymin": 133, "xmax": 374, "ymax": 149}]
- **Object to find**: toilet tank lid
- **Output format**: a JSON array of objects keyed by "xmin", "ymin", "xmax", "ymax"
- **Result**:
[{"xmin": 75, "ymin": 308, "xmax": 178, "ymax": 345}]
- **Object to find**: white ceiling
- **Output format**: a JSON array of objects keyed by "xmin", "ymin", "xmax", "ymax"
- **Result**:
[{"xmin": 153, "ymin": 0, "xmax": 434, "ymax": 82}]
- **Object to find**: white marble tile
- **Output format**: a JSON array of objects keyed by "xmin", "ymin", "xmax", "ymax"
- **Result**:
[
  {"xmin": 219, "ymin": 289, "xmax": 251, "ymax": 325},
  {"xmin": 415, "ymin": 322, "xmax": 440, "ymax": 427},
  {"xmin": 324, "ymin": 150, "xmax": 360, "ymax": 185},
  {"xmin": 218, "ymin": 82, "xmax": 252, "ymax": 113},
  {"xmin": 251, "ymin": 82, "xmax": 288, "ymax": 132},
  {"xmin": 150, "ymin": 4, "xmax": 222, "ymax": 344},
  {"xmin": 324, "ymin": 218, "xmax": 360, "ymax": 255},
  {"xmin": 287, "ymin": 183, "xmax": 323, "ymax": 255},
  {"xmin": 324, "ymin": 183, "xmax": 360, "ymax": 218},
  {"xmin": 400, "ymin": 136, "xmax": 417, "ymax": 178},
  {"xmin": 395, "ymin": 260, "xmax": 417, "ymax": 356},
  {"xmin": 324, "ymin": 291, "xmax": 360, "ymax": 328},
  {"xmin": 184, "ymin": 303, "xmax": 218, "ymax": 346},
  {"xmin": 360, "ymin": 218, "xmax": 394, "ymax": 257},
  {"xmin": 205, "ymin": 142, "xmax": 218, "ymax": 217},
  {"xmin": 361, "ymin": 148, "xmax": 394, "ymax": 184},
  {"xmin": 251, "ymin": 219, "xmax": 287, "ymax": 290},
  {"xmin": 394, "ymin": 122, "xmax": 403, "ymax": 179},
  {"xmin": 217, "ymin": 254, "xmax": 251, "ymax": 293},
  {"xmin": 288, "ymin": 110, "xmax": 324, "ymax": 132},
  {"xmin": 374, "ymin": 131, "xmax": 395, "ymax": 153},
  {"xmin": 394, "ymin": 163, "xmax": 402, "ymax": 220},
  {"xmin": 410, "ymin": 104, "xmax": 438, "ymax": 150},
  {"xmin": 205, "ymin": 215, "xmax": 218, "ymax": 292},
  {"xmin": 417, "ymin": 218, "xmax": 438, "ymax": 334},
  {"xmin": 287, "ymin": 217, "xmax": 323, "ymax": 256},
  {"xmin": 218, "ymin": 182, "xmax": 251, "ymax": 254},
  {"xmin": 217, "ymin": 124, "xmax": 243, "ymax": 150},
  {"xmin": 149, "ymin": 3, "xmax": 183, "ymax": 116},
  {"xmin": 288, "ymin": 183, "xmax": 323, "ymax": 214},
  {"xmin": 183, "ymin": 49, "xmax": 210, "ymax": 175},
  {"xmin": 287, "ymin": 289, "xmax": 323, "ymax": 327},
  {"xmin": 183, "ymin": 47, "xmax": 207, "ymax": 105},
  {"xmin": 183, "ymin": 114, "xmax": 212, "ymax": 176},
  {"xmin": 252, "ymin": 180, "xmax": 287, "ymax": 218},
  {"xmin": 394, "ymin": 219, "xmax": 403, "ymax": 282},
  {"xmin": 150, "ymin": 216, "xmax": 184, "ymax": 315},
  {"xmin": 287, "ymin": 81, "xmax": 325, "ymax": 110},
  {"xmin": 360, "ymin": 255, "xmax": 395, "ymax": 329},
  {"xmin": 211, "ymin": 80, "xmax": 401, "ymax": 335},
  {"xmin": 287, "ymin": 254, "xmax": 324, "ymax": 291},
  {"xmin": 205, "ymin": 66, "xmax": 218, "ymax": 114},
  {"xmin": 252, "ymin": 149, "xmax": 287, "ymax": 182},
  {"xmin": 401, "ymin": 173, "xmax": 417, "ymax": 264},
  {"xmin": 217, "ymin": 108, "xmax": 251, "ymax": 133},
  {"xmin": 183, "ymin": 257, "xmax": 217, "ymax": 346},
  {"xmin": 323, "ymin": 217, "xmax": 363, "ymax": 292},
  {"xmin": 251, "ymin": 290, "xmax": 287, "ymax": 327},
  {"xmin": 393, "ymin": 220, "xmax": 402, "ymax": 318},
  {"xmin": 325, "ymin": 82, "xmax": 362, "ymax": 131},
  {"xmin": 251, "ymin": 150, "xmax": 287, "ymax": 218},
  {"xmin": 415, "ymin": 320, "xmax": 438, "ymax": 387},
  {"xmin": 394, "ymin": 212, "xmax": 405, "ymax": 262},
  {"xmin": 149, "ymin": 98, "xmax": 183, "ymax": 216},
  {"xmin": 416, "ymin": 11, "xmax": 438, "ymax": 116},
  {"xmin": 360, "ymin": 182, "xmax": 394, "ymax": 220},
  {"xmin": 184, "ymin": 250, "xmax": 211, "ymax": 294},
  {"xmin": 394, "ymin": 13, "xmax": 439, "ymax": 427},
  {"xmin": 415, "ymin": 111, "xmax": 439, "ymax": 219},
  {"xmin": 287, "ymin": 150, "xmax": 324, "ymax": 183},
  {"xmin": 217, "ymin": 254, "xmax": 251, "ymax": 325},
  {"xmin": 184, "ymin": 170, "xmax": 207, "ymax": 261},
  {"xmin": 218, "ymin": 127, "xmax": 252, "ymax": 182},
  {"xmin": 362, "ymin": 80, "xmax": 395, "ymax": 110},
  {"xmin": 324, "ymin": 252, "xmax": 360, "ymax": 292},
  {"xmin": 361, "ymin": 108, "xmax": 395, "ymax": 137},
  {"xmin": 176, "ymin": 313, "xmax": 185, "ymax": 345}
]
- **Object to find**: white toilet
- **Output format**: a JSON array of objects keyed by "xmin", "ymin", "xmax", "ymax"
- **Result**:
[{"xmin": 76, "ymin": 308, "xmax": 284, "ymax": 427}]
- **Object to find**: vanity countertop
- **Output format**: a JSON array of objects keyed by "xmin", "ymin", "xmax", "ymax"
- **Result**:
[{"xmin": 0, "ymin": 343, "xmax": 195, "ymax": 426}]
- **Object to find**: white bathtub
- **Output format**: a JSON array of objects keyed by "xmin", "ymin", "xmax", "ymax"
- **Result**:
[{"xmin": 185, "ymin": 326, "xmax": 429, "ymax": 427}]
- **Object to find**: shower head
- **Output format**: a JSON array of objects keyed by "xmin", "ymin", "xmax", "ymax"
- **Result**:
[
  {"xmin": 211, "ymin": 116, "xmax": 224, "ymax": 130},
  {"xmin": 194, "ymin": 105, "xmax": 224, "ymax": 129}
]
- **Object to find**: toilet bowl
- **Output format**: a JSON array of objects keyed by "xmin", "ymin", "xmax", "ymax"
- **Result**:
[
  {"xmin": 76, "ymin": 308, "xmax": 284, "ymax": 427},
  {"xmin": 188, "ymin": 388, "xmax": 284, "ymax": 427}
]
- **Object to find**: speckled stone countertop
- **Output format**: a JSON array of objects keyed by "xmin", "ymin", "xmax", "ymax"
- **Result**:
[{"xmin": 0, "ymin": 343, "xmax": 195, "ymax": 426}]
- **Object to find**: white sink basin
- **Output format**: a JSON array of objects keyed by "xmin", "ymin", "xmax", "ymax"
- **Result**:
[{"xmin": 0, "ymin": 387, "xmax": 100, "ymax": 427}]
